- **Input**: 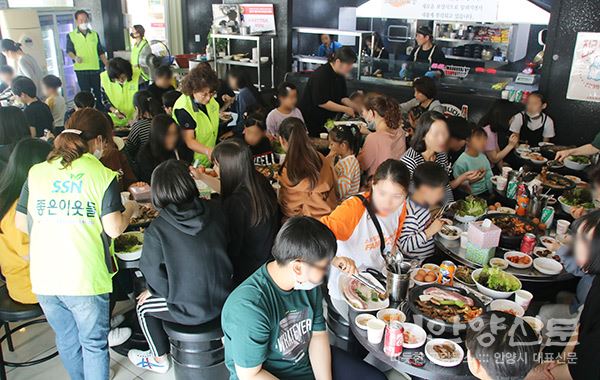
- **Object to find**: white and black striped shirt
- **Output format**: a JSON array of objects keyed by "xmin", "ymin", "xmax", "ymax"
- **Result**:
[
  {"xmin": 124, "ymin": 118, "xmax": 152, "ymax": 159},
  {"xmin": 400, "ymin": 147, "xmax": 454, "ymax": 204},
  {"xmin": 398, "ymin": 198, "xmax": 435, "ymax": 258}
]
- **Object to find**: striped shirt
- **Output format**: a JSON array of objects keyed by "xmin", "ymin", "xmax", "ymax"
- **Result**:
[
  {"xmin": 124, "ymin": 118, "xmax": 152, "ymax": 160},
  {"xmin": 400, "ymin": 147, "xmax": 454, "ymax": 204},
  {"xmin": 398, "ymin": 198, "xmax": 434, "ymax": 258},
  {"xmin": 334, "ymin": 155, "xmax": 361, "ymax": 200}
]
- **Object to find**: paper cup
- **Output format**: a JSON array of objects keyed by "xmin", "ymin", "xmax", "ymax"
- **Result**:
[
  {"xmin": 514, "ymin": 290, "xmax": 533, "ymax": 310},
  {"xmin": 556, "ymin": 220, "xmax": 570, "ymax": 235},
  {"xmin": 502, "ymin": 167, "xmax": 512, "ymax": 178},
  {"xmin": 460, "ymin": 231, "xmax": 469, "ymax": 249},
  {"xmin": 496, "ymin": 176, "xmax": 508, "ymax": 191},
  {"xmin": 120, "ymin": 191, "xmax": 130, "ymax": 206},
  {"xmin": 367, "ymin": 319, "xmax": 386, "ymax": 344}
]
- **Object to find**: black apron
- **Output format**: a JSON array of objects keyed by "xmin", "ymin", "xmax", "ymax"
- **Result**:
[{"xmin": 519, "ymin": 111, "xmax": 546, "ymax": 147}]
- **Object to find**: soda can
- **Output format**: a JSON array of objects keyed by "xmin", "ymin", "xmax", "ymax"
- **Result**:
[
  {"xmin": 438, "ymin": 260, "xmax": 457, "ymax": 286},
  {"xmin": 520, "ymin": 233, "xmax": 537, "ymax": 254},
  {"xmin": 540, "ymin": 206, "xmax": 555, "ymax": 229},
  {"xmin": 506, "ymin": 179, "xmax": 519, "ymax": 199},
  {"xmin": 383, "ymin": 321, "xmax": 404, "ymax": 358}
]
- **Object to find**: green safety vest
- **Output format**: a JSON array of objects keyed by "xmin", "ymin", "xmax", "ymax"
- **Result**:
[
  {"xmin": 172, "ymin": 94, "xmax": 219, "ymax": 167},
  {"xmin": 68, "ymin": 29, "xmax": 100, "ymax": 71},
  {"xmin": 130, "ymin": 38, "xmax": 149, "ymax": 81},
  {"xmin": 27, "ymin": 153, "xmax": 118, "ymax": 296},
  {"xmin": 100, "ymin": 67, "xmax": 141, "ymax": 126}
]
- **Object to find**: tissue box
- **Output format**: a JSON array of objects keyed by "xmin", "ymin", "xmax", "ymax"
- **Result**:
[
  {"xmin": 467, "ymin": 219, "xmax": 501, "ymax": 249},
  {"xmin": 466, "ymin": 242, "xmax": 496, "ymax": 266}
]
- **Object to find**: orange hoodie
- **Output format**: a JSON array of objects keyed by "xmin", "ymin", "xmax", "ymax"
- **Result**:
[{"xmin": 278, "ymin": 154, "xmax": 338, "ymax": 219}]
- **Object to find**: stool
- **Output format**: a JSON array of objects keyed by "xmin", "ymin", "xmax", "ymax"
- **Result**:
[
  {"xmin": 163, "ymin": 318, "xmax": 228, "ymax": 380},
  {"xmin": 0, "ymin": 286, "xmax": 58, "ymax": 380}
]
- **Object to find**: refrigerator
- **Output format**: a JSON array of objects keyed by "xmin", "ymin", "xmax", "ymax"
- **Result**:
[
  {"xmin": 0, "ymin": 9, "xmax": 47, "ymax": 72},
  {"xmin": 39, "ymin": 12, "xmax": 79, "ymax": 102}
]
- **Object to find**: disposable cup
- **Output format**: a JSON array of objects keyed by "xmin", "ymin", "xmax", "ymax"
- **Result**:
[
  {"xmin": 502, "ymin": 166, "xmax": 512, "ymax": 178},
  {"xmin": 120, "ymin": 191, "xmax": 130, "ymax": 206},
  {"xmin": 515, "ymin": 290, "xmax": 533, "ymax": 310},
  {"xmin": 367, "ymin": 319, "xmax": 386, "ymax": 344},
  {"xmin": 556, "ymin": 220, "xmax": 571, "ymax": 235},
  {"xmin": 496, "ymin": 176, "xmax": 508, "ymax": 191}
]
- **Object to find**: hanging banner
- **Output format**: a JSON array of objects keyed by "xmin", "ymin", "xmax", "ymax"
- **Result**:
[
  {"xmin": 567, "ymin": 32, "xmax": 600, "ymax": 102},
  {"xmin": 382, "ymin": 0, "xmax": 498, "ymax": 22}
]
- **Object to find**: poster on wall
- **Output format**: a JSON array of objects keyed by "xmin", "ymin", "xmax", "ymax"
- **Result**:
[
  {"xmin": 212, "ymin": 5, "xmax": 242, "ymax": 34},
  {"xmin": 567, "ymin": 32, "xmax": 600, "ymax": 103},
  {"xmin": 381, "ymin": 0, "xmax": 498, "ymax": 23},
  {"xmin": 240, "ymin": 4, "xmax": 276, "ymax": 34}
]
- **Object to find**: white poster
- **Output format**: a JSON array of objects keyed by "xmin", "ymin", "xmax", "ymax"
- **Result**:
[
  {"xmin": 382, "ymin": 0, "xmax": 498, "ymax": 23},
  {"xmin": 567, "ymin": 32, "xmax": 600, "ymax": 103},
  {"xmin": 240, "ymin": 4, "xmax": 275, "ymax": 34}
]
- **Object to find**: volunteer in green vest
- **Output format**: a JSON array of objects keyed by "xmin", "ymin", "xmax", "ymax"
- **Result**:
[
  {"xmin": 173, "ymin": 63, "xmax": 220, "ymax": 167},
  {"xmin": 129, "ymin": 24, "xmax": 151, "ymax": 82},
  {"xmin": 100, "ymin": 57, "xmax": 146, "ymax": 127},
  {"xmin": 67, "ymin": 9, "xmax": 108, "ymax": 109},
  {"xmin": 15, "ymin": 108, "xmax": 138, "ymax": 380}
]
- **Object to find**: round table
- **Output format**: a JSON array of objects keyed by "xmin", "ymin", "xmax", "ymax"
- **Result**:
[{"xmin": 348, "ymin": 309, "xmax": 476, "ymax": 380}]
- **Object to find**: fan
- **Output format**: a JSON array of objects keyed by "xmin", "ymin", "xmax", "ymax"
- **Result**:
[{"xmin": 138, "ymin": 40, "xmax": 174, "ymax": 80}]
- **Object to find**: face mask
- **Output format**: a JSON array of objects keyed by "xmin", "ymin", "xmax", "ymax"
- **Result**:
[
  {"xmin": 92, "ymin": 139, "xmax": 104, "ymax": 159},
  {"xmin": 294, "ymin": 279, "xmax": 322, "ymax": 291},
  {"xmin": 130, "ymin": 32, "xmax": 137, "ymax": 39},
  {"xmin": 79, "ymin": 23, "xmax": 89, "ymax": 31},
  {"xmin": 367, "ymin": 120, "xmax": 376, "ymax": 131}
]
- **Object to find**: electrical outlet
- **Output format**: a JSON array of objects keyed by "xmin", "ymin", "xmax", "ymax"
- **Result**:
[{"xmin": 194, "ymin": 34, "xmax": 201, "ymax": 42}]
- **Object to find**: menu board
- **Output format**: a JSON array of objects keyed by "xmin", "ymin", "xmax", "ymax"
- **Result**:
[
  {"xmin": 382, "ymin": 0, "xmax": 499, "ymax": 23},
  {"xmin": 567, "ymin": 32, "xmax": 600, "ymax": 103}
]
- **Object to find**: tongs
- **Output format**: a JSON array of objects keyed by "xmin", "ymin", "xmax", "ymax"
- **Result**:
[{"xmin": 351, "ymin": 273, "xmax": 386, "ymax": 294}]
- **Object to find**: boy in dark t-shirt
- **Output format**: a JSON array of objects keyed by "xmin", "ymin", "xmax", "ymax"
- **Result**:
[{"xmin": 241, "ymin": 117, "xmax": 276, "ymax": 166}]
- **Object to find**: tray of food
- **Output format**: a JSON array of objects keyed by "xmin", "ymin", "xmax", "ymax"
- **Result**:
[
  {"xmin": 339, "ymin": 272, "xmax": 389, "ymax": 312},
  {"xmin": 538, "ymin": 171, "xmax": 576, "ymax": 192},
  {"xmin": 408, "ymin": 284, "xmax": 484, "ymax": 334},
  {"xmin": 448, "ymin": 195, "xmax": 487, "ymax": 223}
]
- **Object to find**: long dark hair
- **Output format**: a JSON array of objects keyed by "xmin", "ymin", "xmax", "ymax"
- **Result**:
[
  {"xmin": 149, "ymin": 114, "xmax": 178, "ymax": 161},
  {"xmin": 410, "ymin": 110, "xmax": 447, "ymax": 152},
  {"xmin": 279, "ymin": 117, "xmax": 322, "ymax": 189},
  {"xmin": 0, "ymin": 106, "xmax": 30, "ymax": 146},
  {"xmin": 364, "ymin": 93, "xmax": 402, "ymax": 130},
  {"xmin": 0, "ymin": 139, "xmax": 52, "ymax": 221},
  {"xmin": 329, "ymin": 124, "xmax": 361, "ymax": 155},
  {"xmin": 0, "ymin": 39, "xmax": 22, "ymax": 53},
  {"xmin": 134, "ymin": 90, "xmax": 164, "ymax": 120},
  {"xmin": 151, "ymin": 159, "xmax": 199, "ymax": 209},
  {"xmin": 478, "ymin": 99, "xmax": 521, "ymax": 133},
  {"xmin": 212, "ymin": 139, "xmax": 278, "ymax": 226}
]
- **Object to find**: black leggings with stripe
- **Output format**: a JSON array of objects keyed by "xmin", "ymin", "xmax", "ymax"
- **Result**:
[{"xmin": 136, "ymin": 296, "xmax": 177, "ymax": 357}]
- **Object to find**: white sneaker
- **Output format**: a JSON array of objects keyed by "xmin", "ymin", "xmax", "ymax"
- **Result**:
[
  {"xmin": 108, "ymin": 327, "xmax": 132, "ymax": 347},
  {"xmin": 128, "ymin": 349, "xmax": 170, "ymax": 374},
  {"xmin": 110, "ymin": 314, "xmax": 125, "ymax": 328}
]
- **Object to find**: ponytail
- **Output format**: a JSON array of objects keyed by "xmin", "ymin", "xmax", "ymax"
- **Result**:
[
  {"xmin": 364, "ymin": 93, "xmax": 403, "ymax": 130},
  {"xmin": 134, "ymin": 90, "xmax": 164, "ymax": 119},
  {"xmin": 329, "ymin": 124, "xmax": 361, "ymax": 155},
  {"xmin": 279, "ymin": 117, "xmax": 322, "ymax": 189},
  {"xmin": 48, "ymin": 132, "xmax": 88, "ymax": 168}
]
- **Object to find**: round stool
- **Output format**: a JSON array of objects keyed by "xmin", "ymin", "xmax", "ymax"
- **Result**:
[
  {"xmin": 0, "ymin": 286, "xmax": 58, "ymax": 380},
  {"xmin": 163, "ymin": 318, "xmax": 228, "ymax": 380}
]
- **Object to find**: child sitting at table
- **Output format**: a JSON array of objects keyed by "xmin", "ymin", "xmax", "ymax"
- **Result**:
[
  {"xmin": 42, "ymin": 75, "xmax": 66, "ymax": 133},
  {"xmin": 453, "ymin": 127, "xmax": 493, "ymax": 196},
  {"xmin": 161, "ymin": 90, "xmax": 181, "ymax": 116},
  {"xmin": 242, "ymin": 115, "xmax": 275, "ymax": 166},
  {"xmin": 265, "ymin": 82, "xmax": 304, "ymax": 137},
  {"xmin": 509, "ymin": 91, "xmax": 554, "ymax": 147},
  {"xmin": 465, "ymin": 312, "xmax": 541, "ymax": 380},
  {"xmin": 398, "ymin": 161, "xmax": 448, "ymax": 259},
  {"xmin": 328, "ymin": 124, "xmax": 361, "ymax": 200}
]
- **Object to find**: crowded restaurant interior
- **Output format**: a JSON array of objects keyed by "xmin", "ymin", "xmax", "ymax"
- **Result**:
[{"xmin": 1, "ymin": 0, "xmax": 600, "ymax": 379}]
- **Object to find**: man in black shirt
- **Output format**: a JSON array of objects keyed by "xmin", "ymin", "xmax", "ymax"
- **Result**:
[
  {"xmin": 148, "ymin": 65, "xmax": 175, "ymax": 103},
  {"xmin": 409, "ymin": 26, "xmax": 445, "ymax": 65},
  {"xmin": 11, "ymin": 76, "xmax": 53, "ymax": 137},
  {"xmin": 298, "ymin": 47, "xmax": 361, "ymax": 136}
]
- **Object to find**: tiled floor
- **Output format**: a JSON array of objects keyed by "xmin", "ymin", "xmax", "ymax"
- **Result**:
[{"xmin": 4, "ymin": 301, "xmax": 174, "ymax": 380}]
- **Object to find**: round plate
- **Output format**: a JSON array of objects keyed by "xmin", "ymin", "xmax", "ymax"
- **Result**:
[
  {"xmin": 489, "ymin": 299, "xmax": 525, "ymax": 317},
  {"xmin": 503, "ymin": 251, "xmax": 533, "ymax": 269},
  {"xmin": 425, "ymin": 339, "xmax": 464, "ymax": 368},
  {"xmin": 401, "ymin": 323, "xmax": 427, "ymax": 349},
  {"xmin": 533, "ymin": 257, "xmax": 563, "ymax": 275},
  {"xmin": 496, "ymin": 206, "xmax": 516, "ymax": 214},
  {"xmin": 489, "ymin": 257, "xmax": 509, "ymax": 270},
  {"xmin": 376, "ymin": 308, "xmax": 406, "ymax": 324},
  {"xmin": 539, "ymin": 236, "xmax": 559, "ymax": 250},
  {"xmin": 354, "ymin": 314, "xmax": 375, "ymax": 330},
  {"xmin": 338, "ymin": 273, "xmax": 389, "ymax": 312},
  {"xmin": 439, "ymin": 226, "xmax": 462, "ymax": 241}
]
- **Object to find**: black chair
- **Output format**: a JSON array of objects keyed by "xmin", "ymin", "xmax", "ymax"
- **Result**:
[
  {"xmin": 0, "ymin": 286, "xmax": 58, "ymax": 380},
  {"xmin": 162, "ymin": 318, "xmax": 228, "ymax": 380}
]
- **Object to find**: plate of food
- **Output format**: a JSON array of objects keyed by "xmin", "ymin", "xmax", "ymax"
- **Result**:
[
  {"xmin": 472, "ymin": 267, "xmax": 522, "ymax": 299},
  {"xmin": 489, "ymin": 299, "xmax": 525, "ymax": 317},
  {"xmin": 504, "ymin": 251, "xmax": 533, "ymax": 269},
  {"xmin": 376, "ymin": 308, "xmax": 406, "ymax": 324},
  {"xmin": 454, "ymin": 266, "xmax": 475, "ymax": 286},
  {"xmin": 558, "ymin": 188, "xmax": 595, "ymax": 214},
  {"xmin": 533, "ymin": 247, "xmax": 561, "ymax": 262},
  {"xmin": 564, "ymin": 175, "xmax": 582, "ymax": 183},
  {"xmin": 339, "ymin": 272, "xmax": 389, "ymax": 311},
  {"xmin": 524, "ymin": 152, "xmax": 548, "ymax": 164},
  {"xmin": 411, "ymin": 268, "xmax": 439, "ymax": 286},
  {"xmin": 539, "ymin": 236, "xmax": 559, "ymax": 251},
  {"xmin": 130, "ymin": 203, "xmax": 159, "ymax": 226},
  {"xmin": 451, "ymin": 195, "xmax": 487, "ymax": 223},
  {"xmin": 538, "ymin": 171, "xmax": 576, "ymax": 191},
  {"xmin": 439, "ymin": 225, "xmax": 462, "ymax": 241},
  {"xmin": 546, "ymin": 160, "xmax": 564, "ymax": 169},
  {"xmin": 533, "ymin": 257, "xmax": 563, "ymax": 275},
  {"xmin": 483, "ymin": 214, "xmax": 537, "ymax": 249},
  {"xmin": 114, "ymin": 231, "xmax": 144, "ymax": 261},
  {"xmin": 564, "ymin": 155, "xmax": 591, "ymax": 171},
  {"xmin": 354, "ymin": 314, "xmax": 375, "ymax": 330},
  {"xmin": 489, "ymin": 258, "xmax": 509, "ymax": 270},
  {"xmin": 425, "ymin": 339, "xmax": 464, "ymax": 368},
  {"xmin": 401, "ymin": 323, "xmax": 427, "ymax": 349},
  {"xmin": 516, "ymin": 144, "xmax": 531, "ymax": 154},
  {"xmin": 408, "ymin": 284, "xmax": 484, "ymax": 333}
]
